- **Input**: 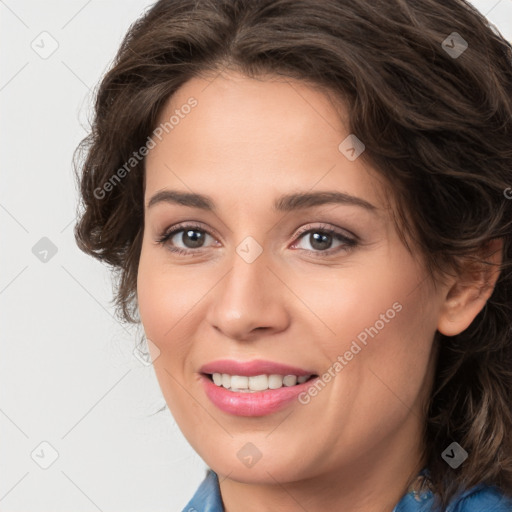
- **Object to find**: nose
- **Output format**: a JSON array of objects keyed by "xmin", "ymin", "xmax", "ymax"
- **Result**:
[{"xmin": 205, "ymin": 247, "xmax": 290, "ymax": 341}]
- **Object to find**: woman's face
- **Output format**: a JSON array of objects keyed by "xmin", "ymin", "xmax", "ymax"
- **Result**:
[{"xmin": 137, "ymin": 71, "xmax": 447, "ymax": 485}]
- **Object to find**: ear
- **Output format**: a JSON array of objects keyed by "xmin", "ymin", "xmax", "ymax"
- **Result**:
[{"xmin": 437, "ymin": 238, "xmax": 503, "ymax": 337}]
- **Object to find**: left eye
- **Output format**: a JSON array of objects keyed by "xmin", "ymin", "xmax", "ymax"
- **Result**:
[
  {"xmin": 156, "ymin": 223, "xmax": 357, "ymax": 256},
  {"xmin": 291, "ymin": 227, "xmax": 356, "ymax": 253}
]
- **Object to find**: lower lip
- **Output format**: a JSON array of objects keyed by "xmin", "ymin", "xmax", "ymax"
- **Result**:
[{"xmin": 200, "ymin": 374, "xmax": 318, "ymax": 416}]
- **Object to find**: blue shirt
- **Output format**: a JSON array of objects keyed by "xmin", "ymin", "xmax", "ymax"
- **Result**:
[{"xmin": 181, "ymin": 468, "xmax": 512, "ymax": 511}]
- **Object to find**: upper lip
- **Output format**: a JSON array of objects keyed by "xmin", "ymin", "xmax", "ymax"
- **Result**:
[{"xmin": 200, "ymin": 359, "xmax": 316, "ymax": 377}]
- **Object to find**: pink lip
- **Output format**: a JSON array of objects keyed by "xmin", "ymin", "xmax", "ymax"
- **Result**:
[
  {"xmin": 200, "ymin": 374, "xmax": 319, "ymax": 416},
  {"xmin": 199, "ymin": 359, "xmax": 319, "ymax": 417},
  {"xmin": 199, "ymin": 358, "xmax": 315, "ymax": 377}
]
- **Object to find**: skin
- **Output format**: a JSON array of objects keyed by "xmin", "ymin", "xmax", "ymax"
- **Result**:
[{"xmin": 136, "ymin": 70, "xmax": 500, "ymax": 512}]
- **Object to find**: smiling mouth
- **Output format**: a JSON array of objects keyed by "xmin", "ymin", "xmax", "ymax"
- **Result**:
[{"xmin": 203, "ymin": 372, "xmax": 318, "ymax": 392}]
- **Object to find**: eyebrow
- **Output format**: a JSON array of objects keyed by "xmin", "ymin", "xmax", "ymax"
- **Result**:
[{"xmin": 147, "ymin": 189, "xmax": 377, "ymax": 213}]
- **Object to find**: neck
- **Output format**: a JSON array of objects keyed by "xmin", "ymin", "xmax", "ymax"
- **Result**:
[{"xmin": 218, "ymin": 415, "xmax": 426, "ymax": 512}]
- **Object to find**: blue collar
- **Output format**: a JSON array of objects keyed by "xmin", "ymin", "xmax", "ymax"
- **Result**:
[{"xmin": 182, "ymin": 467, "xmax": 512, "ymax": 512}]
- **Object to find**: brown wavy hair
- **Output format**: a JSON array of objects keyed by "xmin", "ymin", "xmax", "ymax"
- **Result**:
[{"xmin": 73, "ymin": 0, "xmax": 512, "ymax": 509}]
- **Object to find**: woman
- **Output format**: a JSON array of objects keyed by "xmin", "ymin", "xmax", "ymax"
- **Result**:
[{"xmin": 74, "ymin": 0, "xmax": 512, "ymax": 510}]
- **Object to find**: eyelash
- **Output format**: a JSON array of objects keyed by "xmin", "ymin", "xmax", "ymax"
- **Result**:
[{"xmin": 155, "ymin": 222, "xmax": 358, "ymax": 258}]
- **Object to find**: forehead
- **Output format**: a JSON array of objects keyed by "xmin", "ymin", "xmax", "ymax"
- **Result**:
[{"xmin": 144, "ymin": 71, "xmax": 389, "ymax": 213}]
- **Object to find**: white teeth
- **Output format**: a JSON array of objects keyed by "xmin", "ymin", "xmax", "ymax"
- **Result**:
[
  {"xmin": 249, "ymin": 374, "xmax": 268, "ymax": 391},
  {"xmin": 211, "ymin": 373, "xmax": 311, "ymax": 392},
  {"xmin": 268, "ymin": 374, "xmax": 283, "ymax": 389},
  {"xmin": 283, "ymin": 375, "xmax": 297, "ymax": 386},
  {"xmin": 231, "ymin": 375, "xmax": 249, "ymax": 390},
  {"xmin": 221, "ymin": 373, "xmax": 231, "ymax": 389}
]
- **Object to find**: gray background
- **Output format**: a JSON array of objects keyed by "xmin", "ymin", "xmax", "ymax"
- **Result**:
[{"xmin": 1, "ymin": 1, "xmax": 511, "ymax": 510}]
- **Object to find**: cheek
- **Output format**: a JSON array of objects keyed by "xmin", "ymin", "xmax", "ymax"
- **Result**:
[
  {"xmin": 136, "ymin": 243, "xmax": 220, "ymax": 378},
  {"xmin": 137, "ymin": 242, "xmax": 191, "ymax": 328},
  {"xmin": 136, "ymin": 246, "xmax": 190, "ymax": 357},
  {"xmin": 302, "ymin": 254, "xmax": 438, "ymax": 403},
  {"xmin": 137, "ymin": 251, "xmax": 165, "ymax": 341},
  {"xmin": 310, "ymin": 277, "xmax": 437, "ymax": 454},
  {"xmin": 340, "ymin": 284, "xmax": 436, "ymax": 421},
  {"xmin": 295, "ymin": 256, "xmax": 423, "ymax": 351},
  {"xmin": 136, "ymin": 247, "xmax": 201, "ymax": 417}
]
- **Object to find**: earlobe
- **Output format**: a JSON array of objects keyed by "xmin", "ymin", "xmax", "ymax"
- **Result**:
[{"xmin": 437, "ymin": 238, "xmax": 503, "ymax": 337}]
